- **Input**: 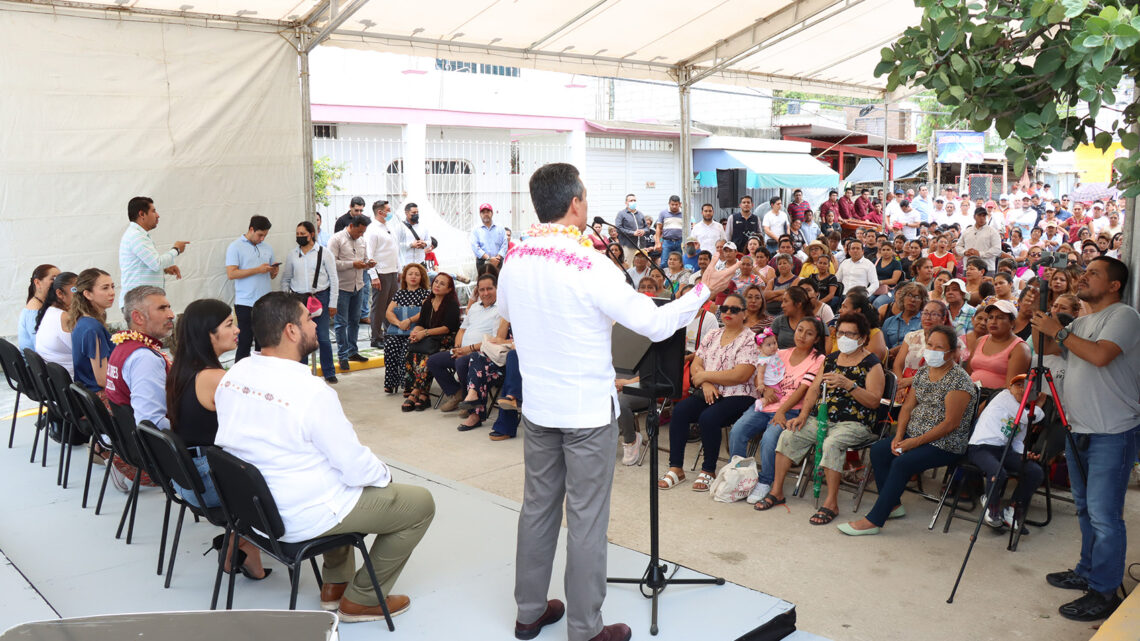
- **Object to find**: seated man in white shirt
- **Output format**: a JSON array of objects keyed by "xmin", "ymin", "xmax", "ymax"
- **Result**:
[
  {"xmin": 429, "ymin": 273, "xmax": 503, "ymax": 411},
  {"xmin": 214, "ymin": 292, "xmax": 435, "ymax": 622},
  {"xmin": 834, "ymin": 240, "xmax": 879, "ymax": 294}
]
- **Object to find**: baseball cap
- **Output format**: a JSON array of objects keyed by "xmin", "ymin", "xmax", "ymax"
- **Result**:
[
  {"xmin": 1092, "ymin": 202, "xmax": 1104, "ymax": 209},
  {"xmin": 894, "ymin": 189, "xmax": 904, "ymax": 195},
  {"xmin": 1009, "ymin": 373, "xmax": 1028, "ymax": 385},
  {"xmin": 478, "ymin": 203, "xmax": 494, "ymax": 212},
  {"xmin": 1045, "ymin": 204, "xmax": 1054, "ymax": 212},
  {"xmin": 984, "ymin": 300, "xmax": 1018, "ymax": 317},
  {"xmin": 944, "ymin": 278, "xmax": 967, "ymax": 293},
  {"xmin": 985, "ymin": 201, "xmax": 996, "ymax": 209},
  {"xmin": 723, "ymin": 241, "xmax": 737, "ymax": 251}
]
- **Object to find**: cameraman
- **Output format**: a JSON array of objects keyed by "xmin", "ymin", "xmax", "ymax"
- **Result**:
[{"xmin": 1031, "ymin": 256, "xmax": 1140, "ymax": 621}]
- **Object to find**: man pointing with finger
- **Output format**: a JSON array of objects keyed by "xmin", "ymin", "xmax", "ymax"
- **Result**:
[{"xmin": 499, "ymin": 163, "xmax": 735, "ymax": 641}]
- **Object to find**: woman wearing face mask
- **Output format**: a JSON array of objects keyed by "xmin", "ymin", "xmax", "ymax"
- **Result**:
[
  {"xmin": 840, "ymin": 325, "xmax": 977, "ymax": 535},
  {"xmin": 828, "ymin": 291, "xmax": 888, "ymax": 363},
  {"xmin": 281, "ymin": 221, "xmax": 340, "ymax": 383},
  {"xmin": 659, "ymin": 293, "xmax": 758, "ymax": 492},
  {"xmin": 34, "ymin": 272, "xmax": 78, "ymax": 376},
  {"xmin": 756, "ymin": 313, "xmax": 885, "ymax": 525}
]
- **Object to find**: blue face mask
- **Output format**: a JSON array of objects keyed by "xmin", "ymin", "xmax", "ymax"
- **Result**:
[{"xmin": 684, "ymin": 245, "xmax": 697, "ymax": 257}]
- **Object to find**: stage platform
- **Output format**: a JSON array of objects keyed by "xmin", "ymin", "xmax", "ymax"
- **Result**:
[{"xmin": 0, "ymin": 410, "xmax": 824, "ymax": 641}]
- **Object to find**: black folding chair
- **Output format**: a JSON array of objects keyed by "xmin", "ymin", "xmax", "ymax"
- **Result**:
[
  {"xmin": 42, "ymin": 362, "xmax": 92, "ymax": 489},
  {"xmin": 0, "ymin": 338, "xmax": 32, "ymax": 449},
  {"xmin": 68, "ymin": 384, "xmax": 119, "ymax": 513},
  {"xmin": 135, "ymin": 422, "xmax": 226, "ymax": 588},
  {"xmin": 21, "ymin": 349, "xmax": 59, "ymax": 468},
  {"xmin": 205, "ymin": 448, "xmax": 395, "ymax": 630},
  {"xmin": 107, "ymin": 402, "xmax": 157, "ymax": 545}
]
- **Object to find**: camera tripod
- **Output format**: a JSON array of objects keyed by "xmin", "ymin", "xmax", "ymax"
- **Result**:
[{"xmin": 947, "ymin": 280, "xmax": 1084, "ymax": 603}]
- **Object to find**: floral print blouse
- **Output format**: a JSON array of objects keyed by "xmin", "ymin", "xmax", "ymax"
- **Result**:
[{"xmin": 696, "ymin": 327, "xmax": 759, "ymax": 398}]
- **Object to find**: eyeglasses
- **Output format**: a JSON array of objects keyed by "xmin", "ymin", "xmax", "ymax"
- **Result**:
[
  {"xmin": 719, "ymin": 305, "xmax": 744, "ymax": 314},
  {"xmin": 834, "ymin": 330, "xmax": 860, "ymax": 339},
  {"xmin": 920, "ymin": 311, "xmax": 945, "ymax": 318}
]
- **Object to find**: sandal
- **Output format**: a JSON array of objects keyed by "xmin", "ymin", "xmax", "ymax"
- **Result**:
[
  {"xmin": 692, "ymin": 471, "xmax": 715, "ymax": 492},
  {"xmin": 414, "ymin": 397, "xmax": 430, "ymax": 411},
  {"xmin": 657, "ymin": 470, "xmax": 685, "ymax": 490},
  {"xmin": 401, "ymin": 399, "xmax": 416, "ymax": 412},
  {"xmin": 754, "ymin": 494, "xmax": 786, "ymax": 511},
  {"xmin": 810, "ymin": 506, "xmax": 838, "ymax": 525}
]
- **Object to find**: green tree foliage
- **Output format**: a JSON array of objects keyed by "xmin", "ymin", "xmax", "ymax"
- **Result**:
[
  {"xmin": 313, "ymin": 156, "xmax": 346, "ymax": 207},
  {"xmin": 876, "ymin": 0, "xmax": 1140, "ymax": 196}
]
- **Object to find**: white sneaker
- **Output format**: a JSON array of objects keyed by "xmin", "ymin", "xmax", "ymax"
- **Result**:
[
  {"xmin": 746, "ymin": 482, "xmax": 771, "ymax": 505},
  {"xmin": 621, "ymin": 432, "xmax": 643, "ymax": 466},
  {"xmin": 108, "ymin": 464, "xmax": 129, "ymax": 494},
  {"xmin": 1001, "ymin": 505, "xmax": 1017, "ymax": 529}
]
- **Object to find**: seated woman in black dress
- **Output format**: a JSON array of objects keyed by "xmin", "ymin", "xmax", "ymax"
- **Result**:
[
  {"xmin": 167, "ymin": 298, "xmax": 269, "ymax": 579},
  {"xmin": 404, "ymin": 272, "xmax": 461, "ymax": 411}
]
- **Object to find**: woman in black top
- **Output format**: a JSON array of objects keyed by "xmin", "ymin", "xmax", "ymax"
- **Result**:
[
  {"xmin": 404, "ymin": 272, "xmax": 462, "ymax": 411},
  {"xmin": 166, "ymin": 298, "xmax": 269, "ymax": 579}
]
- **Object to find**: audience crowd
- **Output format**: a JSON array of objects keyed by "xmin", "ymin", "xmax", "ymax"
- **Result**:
[{"xmin": 11, "ymin": 180, "xmax": 1137, "ymax": 625}]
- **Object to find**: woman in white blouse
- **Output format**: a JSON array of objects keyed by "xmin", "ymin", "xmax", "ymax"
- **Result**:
[
  {"xmin": 659, "ymin": 292, "xmax": 759, "ymax": 492},
  {"xmin": 34, "ymin": 272, "xmax": 77, "ymax": 376}
]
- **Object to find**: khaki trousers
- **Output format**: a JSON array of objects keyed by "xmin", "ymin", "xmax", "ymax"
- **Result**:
[{"xmin": 319, "ymin": 483, "xmax": 435, "ymax": 606}]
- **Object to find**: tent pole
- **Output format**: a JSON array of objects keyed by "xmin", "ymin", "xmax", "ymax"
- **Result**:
[
  {"xmin": 678, "ymin": 67, "xmax": 693, "ymax": 247},
  {"xmin": 1123, "ymin": 108, "xmax": 1139, "ymax": 307},
  {"xmin": 881, "ymin": 103, "xmax": 890, "ymax": 195},
  {"xmin": 300, "ymin": 43, "xmax": 315, "ymax": 222}
]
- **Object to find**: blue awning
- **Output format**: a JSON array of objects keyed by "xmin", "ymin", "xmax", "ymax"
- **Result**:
[
  {"xmin": 694, "ymin": 149, "xmax": 839, "ymax": 190},
  {"xmin": 843, "ymin": 153, "xmax": 928, "ymax": 185}
]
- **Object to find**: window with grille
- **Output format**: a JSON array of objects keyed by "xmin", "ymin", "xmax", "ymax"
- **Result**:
[
  {"xmin": 426, "ymin": 158, "xmax": 476, "ymax": 232},
  {"xmin": 434, "ymin": 58, "xmax": 519, "ymax": 77},
  {"xmin": 313, "ymin": 124, "xmax": 338, "ymax": 139}
]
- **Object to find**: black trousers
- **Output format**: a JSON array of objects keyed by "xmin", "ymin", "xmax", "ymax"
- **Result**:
[{"xmin": 234, "ymin": 304, "xmax": 257, "ymax": 362}]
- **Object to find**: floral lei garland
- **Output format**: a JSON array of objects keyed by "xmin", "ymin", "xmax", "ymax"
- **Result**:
[
  {"xmin": 524, "ymin": 223, "xmax": 594, "ymax": 249},
  {"xmin": 111, "ymin": 330, "xmax": 172, "ymax": 367}
]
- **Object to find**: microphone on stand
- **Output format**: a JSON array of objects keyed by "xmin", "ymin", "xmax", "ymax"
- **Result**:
[{"xmin": 594, "ymin": 216, "xmax": 675, "ymax": 300}]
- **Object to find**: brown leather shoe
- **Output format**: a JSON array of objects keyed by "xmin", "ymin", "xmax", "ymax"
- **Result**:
[
  {"xmin": 588, "ymin": 623, "xmax": 632, "ymax": 641},
  {"xmin": 489, "ymin": 432, "xmax": 513, "ymax": 441},
  {"xmin": 337, "ymin": 594, "xmax": 411, "ymax": 622},
  {"xmin": 319, "ymin": 582, "xmax": 347, "ymax": 612},
  {"xmin": 514, "ymin": 599, "xmax": 565, "ymax": 640},
  {"xmin": 439, "ymin": 391, "xmax": 464, "ymax": 413}
]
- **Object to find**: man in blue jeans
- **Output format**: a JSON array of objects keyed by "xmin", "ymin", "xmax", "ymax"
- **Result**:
[
  {"xmin": 328, "ymin": 216, "xmax": 373, "ymax": 371},
  {"xmin": 654, "ymin": 195, "xmax": 685, "ymax": 268},
  {"xmin": 1031, "ymin": 256, "xmax": 1140, "ymax": 621}
]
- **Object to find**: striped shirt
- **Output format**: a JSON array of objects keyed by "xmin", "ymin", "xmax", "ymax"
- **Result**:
[{"xmin": 118, "ymin": 222, "xmax": 178, "ymax": 308}]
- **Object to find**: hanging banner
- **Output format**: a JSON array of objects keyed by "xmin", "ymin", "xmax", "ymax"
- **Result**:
[{"xmin": 935, "ymin": 131, "xmax": 985, "ymax": 164}]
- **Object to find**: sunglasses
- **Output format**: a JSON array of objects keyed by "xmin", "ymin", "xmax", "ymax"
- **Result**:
[{"xmin": 719, "ymin": 305, "xmax": 744, "ymax": 314}]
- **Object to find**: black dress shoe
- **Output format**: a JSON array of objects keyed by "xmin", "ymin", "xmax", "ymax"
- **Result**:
[
  {"xmin": 347, "ymin": 354, "xmax": 369, "ymax": 363},
  {"xmin": 325, "ymin": 377, "xmax": 338, "ymax": 385},
  {"xmin": 457, "ymin": 421, "xmax": 484, "ymax": 432},
  {"xmin": 515, "ymin": 599, "xmax": 565, "ymax": 640},
  {"xmin": 1046, "ymin": 569, "xmax": 1089, "ymax": 591},
  {"xmin": 338, "ymin": 360, "xmax": 350, "ymax": 371},
  {"xmin": 1059, "ymin": 590, "xmax": 1121, "ymax": 621}
]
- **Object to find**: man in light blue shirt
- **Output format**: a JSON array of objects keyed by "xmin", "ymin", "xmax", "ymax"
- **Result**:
[
  {"xmin": 118, "ymin": 196, "xmax": 189, "ymax": 309},
  {"xmin": 226, "ymin": 215, "xmax": 277, "ymax": 361},
  {"xmin": 470, "ymin": 203, "xmax": 508, "ymax": 273},
  {"xmin": 911, "ymin": 185, "xmax": 933, "ymax": 224}
]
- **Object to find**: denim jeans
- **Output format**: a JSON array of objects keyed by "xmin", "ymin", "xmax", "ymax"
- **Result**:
[
  {"xmin": 302, "ymin": 289, "xmax": 335, "ymax": 380},
  {"xmin": 334, "ymin": 288, "xmax": 364, "ymax": 361},
  {"xmin": 172, "ymin": 453, "xmax": 220, "ymax": 509},
  {"xmin": 427, "ymin": 351, "xmax": 472, "ymax": 397},
  {"xmin": 659, "ymin": 238, "xmax": 681, "ymax": 268},
  {"xmin": 1067, "ymin": 424, "xmax": 1140, "ymax": 594},
  {"xmin": 359, "ymin": 277, "xmax": 372, "ymax": 320},
  {"xmin": 667, "ymin": 394, "xmax": 754, "ymax": 474},
  {"xmin": 866, "ymin": 439, "xmax": 960, "ymax": 527},
  {"xmin": 728, "ymin": 408, "xmax": 800, "ymax": 485},
  {"xmin": 492, "ymin": 350, "xmax": 522, "ymax": 437},
  {"xmin": 966, "ymin": 443, "xmax": 1044, "ymax": 510}
]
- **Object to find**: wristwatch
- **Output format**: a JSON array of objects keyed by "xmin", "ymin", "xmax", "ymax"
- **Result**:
[{"xmin": 1055, "ymin": 327, "xmax": 1070, "ymax": 344}]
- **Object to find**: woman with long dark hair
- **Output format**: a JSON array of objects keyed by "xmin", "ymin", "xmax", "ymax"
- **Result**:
[
  {"xmin": 166, "ymin": 298, "xmax": 269, "ymax": 579},
  {"xmin": 34, "ymin": 272, "xmax": 77, "ymax": 376},
  {"xmin": 403, "ymin": 272, "xmax": 461, "ymax": 411},
  {"xmin": 19, "ymin": 264, "xmax": 59, "ymax": 351}
]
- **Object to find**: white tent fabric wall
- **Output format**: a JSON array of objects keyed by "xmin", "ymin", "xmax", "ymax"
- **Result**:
[{"xmin": 0, "ymin": 9, "xmax": 303, "ymax": 330}]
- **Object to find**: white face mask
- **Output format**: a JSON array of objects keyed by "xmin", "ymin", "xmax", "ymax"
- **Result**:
[
  {"xmin": 836, "ymin": 336, "xmax": 861, "ymax": 354},
  {"xmin": 923, "ymin": 348, "xmax": 946, "ymax": 368},
  {"xmin": 628, "ymin": 201, "xmax": 638, "ymax": 211}
]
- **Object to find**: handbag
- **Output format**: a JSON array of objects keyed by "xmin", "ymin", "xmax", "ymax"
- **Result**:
[
  {"xmin": 709, "ymin": 455, "xmax": 759, "ymax": 503},
  {"xmin": 479, "ymin": 334, "xmax": 511, "ymax": 367},
  {"xmin": 384, "ymin": 306, "xmax": 418, "ymax": 336},
  {"xmin": 406, "ymin": 335, "xmax": 441, "ymax": 355}
]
